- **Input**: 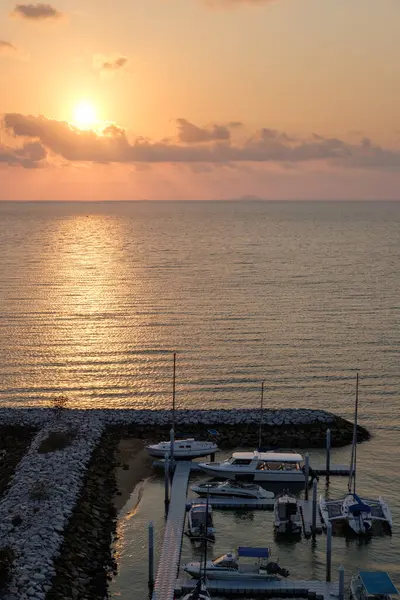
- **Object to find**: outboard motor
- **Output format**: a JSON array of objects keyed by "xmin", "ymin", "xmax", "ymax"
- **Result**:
[{"xmin": 266, "ymin": 562, "xmax": 290, "ymax": 578}]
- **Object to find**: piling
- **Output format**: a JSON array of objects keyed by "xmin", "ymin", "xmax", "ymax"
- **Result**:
[
  {"xmin": 169, "ymin": 427, "xmax": 175, "ymax": 467},
  {"xmin": 164, "ymin": 453, "xmax": 170, "ymax": 513},
  {"xmin": 326, "ymin": 429, "xmax": 331, "ymax": 483},
  {"xmin": 312, "ymin": 478, "xmax": 318, "ymax": 536},
  {"xmin": 304, "ymin": 453, "xmax": 310, "ymax": 500},
  {"xmin": 148, "ymin": 521, "xmax": 155, "ymax": 591},
  {"xmin": 338, "ymin": 565, "xmax": 345, "ymax": 600},
  {"xmin": 326, "ymin": 522, "xmax": 332, "ymax": 582}
]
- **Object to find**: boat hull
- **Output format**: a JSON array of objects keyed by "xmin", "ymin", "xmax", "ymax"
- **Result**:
[
  {"xmin": 147, "ymin": 447, "xmax": 217, "ymax": 459},
  {"xmin": 184, "ymin": 565, "xmax": 280, "ymax": 580},
  {"xmin": 198, "ymin": 464, "xmax": 305, "ymax": 483}
]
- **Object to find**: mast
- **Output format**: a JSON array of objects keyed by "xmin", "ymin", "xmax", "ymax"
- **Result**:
[
  {"xmin": 203, "ymin": 486, "xmax": 210, "ymax": 581},
  {"xmin": 172, "ymin": 352, "xmax": 176, "ymax": 430},
  {"xmin": 258, "ymin": 381, "xmax": 265, "ymax": 450},
  {"xmin": 353, "ymin": 372, "xmax": 359, "ymax": 494},
  {"xmin": 348, "ymin": 372, "xmax": 359, "ymax": 494}
]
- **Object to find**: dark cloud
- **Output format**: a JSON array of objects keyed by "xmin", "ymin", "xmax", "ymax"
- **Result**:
[
  {"xmin": 0, "ymin": 40, "xmax": 18, "ymax": 53},
  {"xmin": 176, "ymin": 118, "xmax": 231, "ymax": 143},
  {"xmin": 0, "ymin": 141, "xmax": 46, "ymax": 168},
  {"xmin": 93, "ymin": 54, "xmax": 128, "ymax": 71},
  {"xmin": 11, "ymin": 3, "xmax": 64, "ymax": 20},
  {"xmin": 4, "ymin": 113, "xmax": 400, "ymax": 171}
]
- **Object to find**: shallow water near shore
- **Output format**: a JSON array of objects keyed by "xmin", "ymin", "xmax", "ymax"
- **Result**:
[{"xmin": 110, "ymin": 430, "xmax": 400, "ymax": 600}]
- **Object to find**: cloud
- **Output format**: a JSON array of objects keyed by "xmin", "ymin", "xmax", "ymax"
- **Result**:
[
  {"xmin": 11, "ymin": 3, "xmax": 64, "ymax": 20},
  {"xmin": 4, "ymin": 112, "xmax": 400, "ymax": 172},
  {"xmin": 93, "ymin": 54, "xmax": 128, "ymax": 72},
  {"xmin": 176, "ymin": 118, "xmax": 231, "ymax": 143},
  {"xmin": 0, "ymin": 141, "xmax": 46, "ymax": 168},
  {"xmin": 0, "ymin": 40, "xmax": 18, "ymax": 54}
]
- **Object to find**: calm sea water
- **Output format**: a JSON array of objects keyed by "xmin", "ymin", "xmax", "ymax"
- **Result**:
[
  {"xmin": 0, "ymin": 201, "xmax": 399, "ymax": 428},
  {"xmin": 0, "ymin": 201, "xmax": 399, "ymax": 598}
]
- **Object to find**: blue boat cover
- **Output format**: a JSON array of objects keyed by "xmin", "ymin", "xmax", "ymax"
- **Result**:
[
  {"xmin": 238, "ymin": 547, "xmax": 270, "ymax": 558},
  {"xmin": 359, "ymin": 572, "xmax": 399, "ymax": 595},
  {"xmin": 349, "ymin": 503, "xmax": 371, "ymax": 514},
  {"xmin": 207, "ymin": 429, "xmax": 219, "ymax": 436}
]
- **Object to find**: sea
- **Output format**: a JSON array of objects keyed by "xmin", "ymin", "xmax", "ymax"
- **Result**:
[{"xmin": 0, "ymin": 200, "xmax": 399, "ymax": 598}]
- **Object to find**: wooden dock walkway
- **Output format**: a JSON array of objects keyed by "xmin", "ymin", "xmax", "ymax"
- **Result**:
[
  {"xmin": 186, "ymin": 496, "xmax": 275, "ymax": 510},
  {"xmin": 152, "ymin": 461, "xmax": 191, "ymax": 600},
  {"xmin": 298, "ymin": 499, "xmax": 323, "ymax": 536},
  {"xmin": 175, "ymin": 578, "xmax": 339, "ymax": 598}
]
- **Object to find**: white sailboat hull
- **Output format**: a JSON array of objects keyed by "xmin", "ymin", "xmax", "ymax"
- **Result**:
[
  {"xmin": 146, "ymin": 440, "xmax": 218, "ymax": 459},
  {"xmin": 198, "ymin": 464, "xmax": 304, "ymax": 483}
]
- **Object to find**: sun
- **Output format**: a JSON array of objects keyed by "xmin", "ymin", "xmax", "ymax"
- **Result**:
[{"xmin": 72, "ymin": 101, "xmax": 98, "ymax": 130}]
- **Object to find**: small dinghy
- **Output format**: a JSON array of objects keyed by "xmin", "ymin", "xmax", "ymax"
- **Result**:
[
  {"xmin": 184, "ymin": 547, "xmax": 289, "ymax": 580},
  {"xmin": 274, "ymin": 491, "xmax": 302, "ymax": 535},
  {"xmin": 350, "ymin": 571, "xmax": 399, "ymax": 600},
  {"xmin": 191, "ymin": 479, "xmax": 273, "ymax": 500},
  {"xmin": 186, "ymin": 503, "xmax": 216, "ymax": 542}
]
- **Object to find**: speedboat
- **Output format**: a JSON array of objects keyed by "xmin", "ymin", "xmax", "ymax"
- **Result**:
[
  {"xmin": 146, "ymin": 438, "xmax": 219, "ymax": 460},
  {"xmin": 186, "ymin": 503, "xmax": 216, "ymax": 542},
  {"xmin": 184, "ymin": 547, "xmax": 290, "ymax": 580},
  {"xmin": 350, "ymin": 571, "xmax": 399, "ymax": 600},
  {"xmin": 198, "ymin": 451, "xmax": 304, "ymax": 483},
  {"xmin": 182, "ymin": 579, "xmax": 211, "ymax": 600},
  {"xmin": 191, "ymin": 480, "xmax": 273, "ymax": 500},
  {"xmin": 274, "ymin": 491, "xmax": 302, "ymax": 534},
  {"xmin": 320, "ymin": 493, "xmax": 392, "ymax": 536}
]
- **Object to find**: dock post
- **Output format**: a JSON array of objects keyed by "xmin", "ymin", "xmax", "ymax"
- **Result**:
[
  {"xmin": 304, "ymin": 453, "xmax": 310, "ymax": 500},
  {"xmin": 210, "ymin": 453, "xmax": 215, "ymax": 463},
  {"xmin": 164, "ymin": 453, "xmax": 170, "ymax": 513},
  {"xmin": 169, "ymin": 427, "xmax": 175, "ymax": 477},
  {"xmin": 311, "ymin": 478, "xmax": 318, "ymax": 536},
  {"xmin": 338, "ymin": 565, "xmax": 345, "ymax": 600},
  {"xmin": 148, "ymin": 521, "xmax": 155, "ymax": 591},
  {"xmin": 326, "ymin": 522, "xmax": 332, "ymax": 582},
  {"xmin": 326, "ymin": 428, "xmax": 331, "ymax": 483}
]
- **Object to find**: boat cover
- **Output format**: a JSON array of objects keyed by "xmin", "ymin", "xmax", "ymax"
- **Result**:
[
  {"xmin": 238, "ymin": 547, "xmax": 270, "ymax": 558},
  {"xmin": 359, "ymin": 571, "xmax": 399, "ymax": 595},
  {"xmin": 349, "ymin": 503, "xmax": 371, "ymax": 513},
  {"xmin": 207, "ymin": 429, "xmax": 219, "ymax": 436}
]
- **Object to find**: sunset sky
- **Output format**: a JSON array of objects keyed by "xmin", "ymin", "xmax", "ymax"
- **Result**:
[{"xmin": 1, "ymin": 0, "xmax": 400, "ymax": 200}]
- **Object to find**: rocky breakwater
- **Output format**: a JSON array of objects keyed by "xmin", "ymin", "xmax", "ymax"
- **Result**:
[
  {"xmin": 102, "ymin": 407, "xmax": 370, "ymax": 448},
  {"xmin": 0, "ymin": 414, "xmax": 104, "ymax": 600}
]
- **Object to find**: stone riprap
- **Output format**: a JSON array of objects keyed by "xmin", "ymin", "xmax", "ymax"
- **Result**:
[{"xmin": 0, "ymin": 414, "xmax": 104, "ymax": 600}]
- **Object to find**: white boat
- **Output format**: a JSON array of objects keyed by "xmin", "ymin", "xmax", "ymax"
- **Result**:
[
  {"xmin": 319, "ymin": 374, "xmax": 392, "ymax": 536},
  {"xmin": 147, "ymin": 354, "xmax": 219, "ymax": 461},
  {"xmin": 320, "ymin": 493, "xmax": 392, "ymax": 535},
  {"xmin": 146, "ymin": 438, "xmax": 218, "ymax": 460},
  {"xmin": 182, "ymin": 579, "xmax": 211, "ymax": 600},
  {"xmin": 191, "ymin": 480, "xmax": 273, "ymax": 500},
  {"xmin": 186, "ymin": 503, "xmax": 216, "ymax": 542},
  {"xmin": 350, "ymin": 571, "xmax": 399, "ymax": 600},
  {"xmin": 274, "ymin": 491, "xmax": 302, "ymax": 534},
  {"xmin": 198, "ymin": 451, "xmax": 304, "ymax": 483},
  {"xmin": 184, "ymin": 547, "xmax": 290, "ymax": 580}
]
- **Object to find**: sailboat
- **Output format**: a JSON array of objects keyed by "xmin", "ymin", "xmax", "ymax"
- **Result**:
[
  {"xmin": 320, "ymin": 374, "xmax": 392, "ymax": 535},
  {"xmin": 182, "ymin": 488, "xmax": 212, "ymax": 600},
  {"xmin": 146, "ymin": 353, "xmax": 219, "ymax": 460}
]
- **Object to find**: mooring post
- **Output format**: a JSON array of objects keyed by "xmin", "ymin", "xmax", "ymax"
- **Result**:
[
  {"xmin": 326, "ymin": 522, "xmax": 332, "ymax": 582},
  {"xmin": 338, "ymin": 565, "xmax": 345, "ymax": 600},
  {"xmin": 312, "ymin": 478, "xmax": 318, "ymax": 536},
  {"xmin": 148, "ymin": 521, "xmax": 155, "ymax": 591},
  {"xmin": 164, "ymin": 452, "xmax": 170, "ymax": 513},
  {"xmin": 326, "ymin": 428, "xmax": 331, "ymax": 483},
  {"xmin": 169, "ymin": 427, "xmax": 175, "ymax": 477},
  {"xmin": 304, "ymin": 453, "xmax": 310, "ymax": 500}
]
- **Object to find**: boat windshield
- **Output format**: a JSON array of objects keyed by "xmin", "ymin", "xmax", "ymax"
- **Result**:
[{"xmin": 229, "ymin": 458, "xmax": 252, "ymax": 465}]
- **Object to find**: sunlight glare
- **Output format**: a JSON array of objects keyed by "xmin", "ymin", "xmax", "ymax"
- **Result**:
[{"xmin": 72, "ymin": 101, "xmax": 98, "ymax": 130}]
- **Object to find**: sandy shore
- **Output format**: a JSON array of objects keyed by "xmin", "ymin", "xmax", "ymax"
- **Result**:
[{"xmin": 113, "ymin": 438, "xmax": 153, "ymax": 513}]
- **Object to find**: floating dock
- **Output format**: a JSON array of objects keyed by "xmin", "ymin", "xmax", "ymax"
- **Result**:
[
  {"xmin": 175, "ymin": 578, "xmax": 339, "ymax": 599},
  {"xmin": 298, "ymin": 499, "xmax": 323, "ymax": 536},
  {"xmin": 152, "ymin": 461, "xmax": 191, "ymax": 600}
]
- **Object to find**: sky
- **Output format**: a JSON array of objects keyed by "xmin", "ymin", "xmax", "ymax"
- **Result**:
[{"xmin": 1, "ymin": 0, "xmax": 400, "ymax": 200}]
